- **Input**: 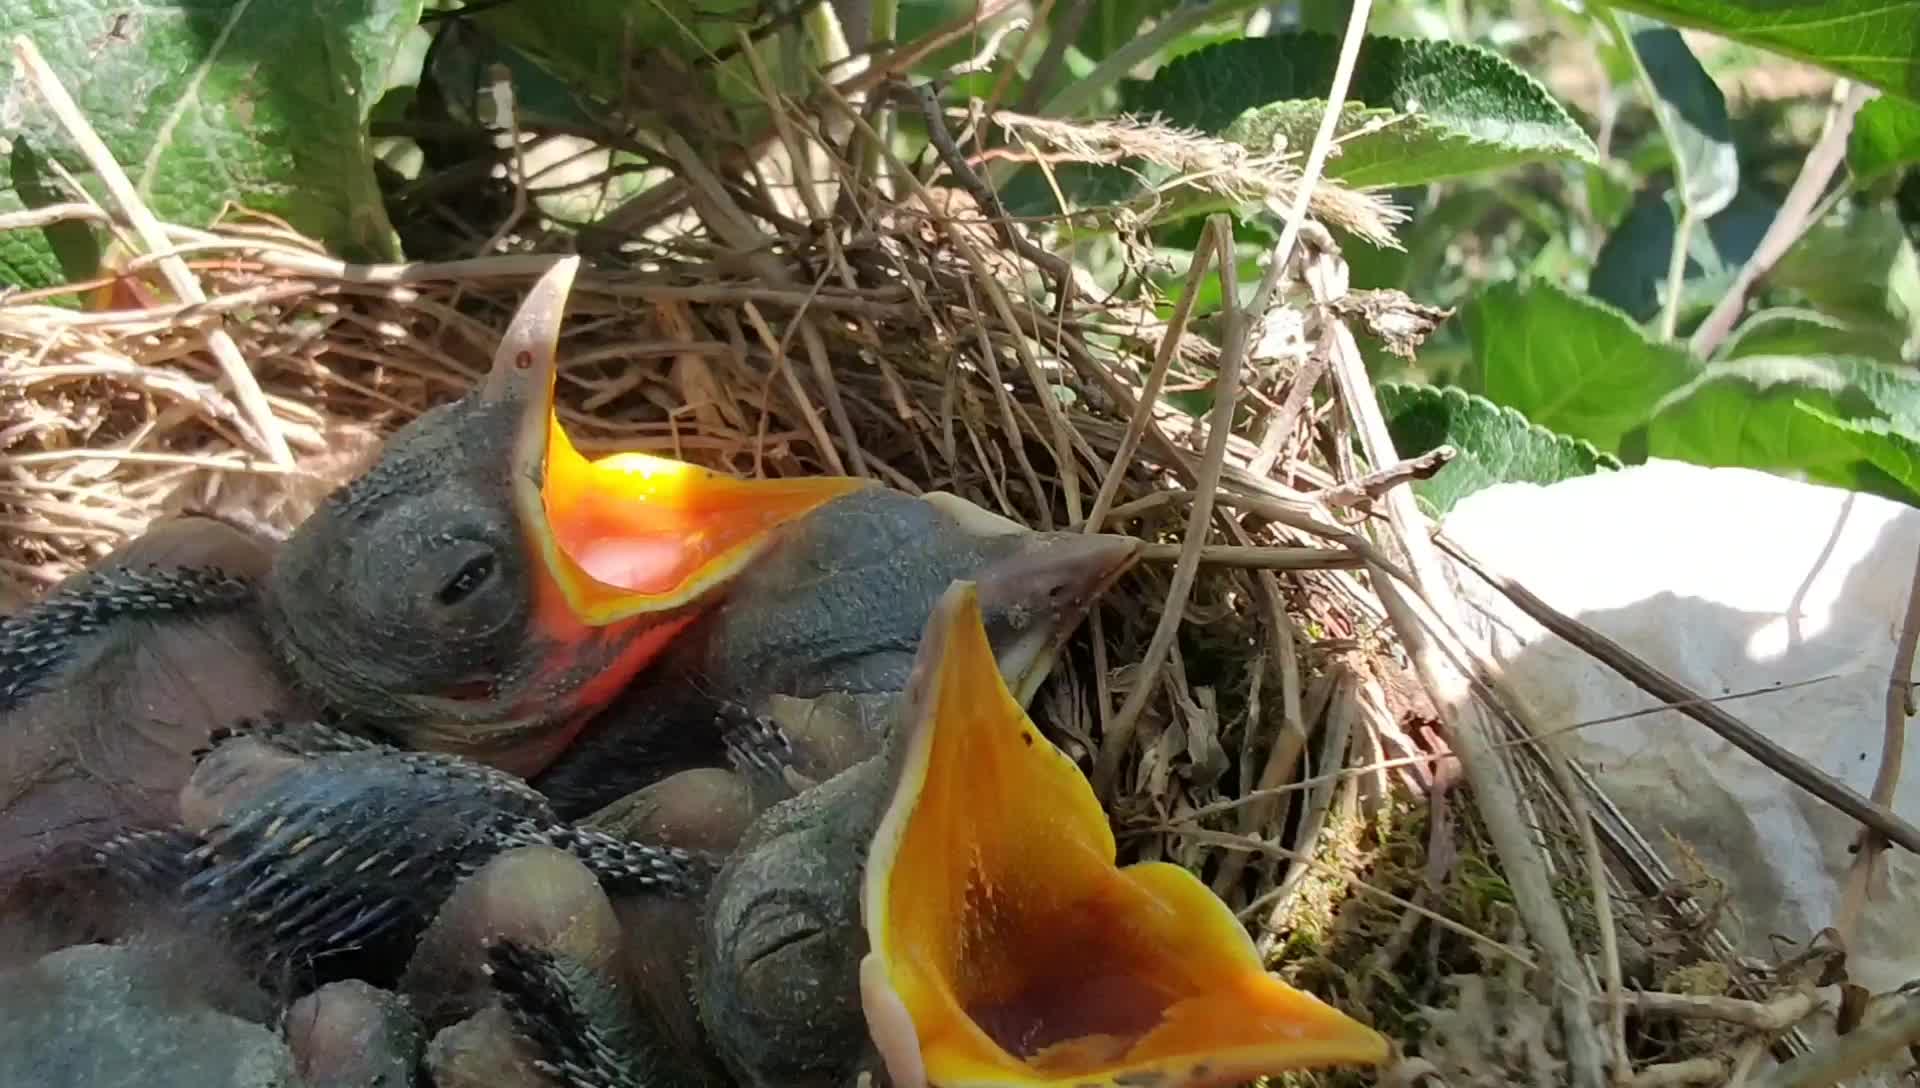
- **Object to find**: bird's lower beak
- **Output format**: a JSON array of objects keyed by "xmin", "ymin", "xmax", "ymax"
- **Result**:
[
  {"xmin": 861, "ymin": 584, "xmax": 1390, "ymax": 1088},
  {"xmin": 532, "ymin": 431, "xmax": 868, "ymax": 626},
  {"xmin": 486, "ymin": 258, "xmax": 866, "ymax": 628}
]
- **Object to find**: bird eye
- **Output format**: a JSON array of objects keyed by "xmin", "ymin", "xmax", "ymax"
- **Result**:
[{"xmin": 436, "ymin": 554, "xmax": 496, "ymax": 606}]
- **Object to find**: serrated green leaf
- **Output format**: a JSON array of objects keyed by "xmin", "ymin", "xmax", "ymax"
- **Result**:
[
  {"xmin": 1615, "ymin": 12, "xmax": 1737, "ymax": 217},
  {"xmin": 1377, "ymin": 382, "xmax": 1621, "ymax": 515},
  {"xmin": 1461, "ymin": 280, "xmax": 1698, "ymax": 450},
  {"xmin": 1850, "ymin": 95, "xmax": 1920, "ymax": 186},
  {"xmin": 1604, "ymin": 1, "xmax": 1920, "ymax": 101},
  {"xmin": 1002, "ymin": 32, "xmax": 1595, "ymax": 215},
  {"xmin": 1221, "ymin": 98, "xmax": 1584, "ymax": 189},
  {"xmin": 1647, "ymin": 354, "xmax": 1920, "ymax": 490},
  {"xmin": 1797, "ymin": 403, "xmax": 1920, "ymax": 502},
  {"xmin": 1144, "ymin": 34, "xmax": 1597, "ymax": 182},
  {"xmin": 1718, "ymin": 308, "xmax": 1906, "ymax": 363},
  {"xmin": 0, "ymin": 0, "xmax": 419, "ymax": 289}
]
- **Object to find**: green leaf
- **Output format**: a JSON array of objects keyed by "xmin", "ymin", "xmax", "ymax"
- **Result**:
[
  {"xmin": 1584, "ymin": 159, "xmax": 1636, "ymax": 229},
  {"xmin": 1377, "ymin": 382, "xmax": 1621, "ymax": 515},
  {"xmin": 1003, "ymin": 32, "xmax": 1595, "ymax": 215},
  {"xmin": 1850, "ymin": 96, "xmax": 1920, "ymax": 186},
  {"xmin": 1141, "ymin": 34, "xmax": 1598, "ymax": 186},
  {"xmin": 1615, "ymin": 12, "xmax": 1737, "ymax": 216},
  {"xmin": 1603, "ymin": 1, "xmax": 1920, "ymax": 101},
  {"xmin": 1718, "ymin": 308, "xmax": 1906, "ymax": 362},
  {"xmin": 1589, "ymin": 186, "xmax": 1775, "ymax": 323},
  {"xmin": 474, "ymin": 0, "xmax": 802, "ymax": 124},
  {"xmin": 1220, "ymin": 99, "xmax": 1582, "ymax": 190},
  {"xmin": 1646, "ymin": 354, "xmax": 1920, "ymax": 490},
  {"xmin": 1059, "ymin": 0, "xmax": 1182, "ymax": 62},
  {"xmin": 1772, "ymin": 202, "xmax": 1920, "ymax": 345},
  {"xmin": 1797, "ymin": 404, "xmax": 1920, "ymax": 501},
  {"xmin": 1461, "ymin": 280, "xmax": 1698, "ymax": 451},
  {"xmin": 0, "ymin": 0, "xmax": 419, "ymax": 288}
]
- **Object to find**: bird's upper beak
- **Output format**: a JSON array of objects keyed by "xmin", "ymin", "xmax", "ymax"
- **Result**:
[
  {"xmin": 859, "ymin": 583, "xmax": 1390, "ymax": 1088},
  {"xmin": 970, "ymin": 530, "xmax": 1141, "ymax": 705},
  {"xmin": 484, "ymin": 257, "xmax": 867, "ymax": 628}
]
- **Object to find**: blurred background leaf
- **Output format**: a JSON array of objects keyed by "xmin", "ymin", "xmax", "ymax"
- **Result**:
[{"xmin": 0, "ymin": 0, "xmax": 421, "ymax": 289}]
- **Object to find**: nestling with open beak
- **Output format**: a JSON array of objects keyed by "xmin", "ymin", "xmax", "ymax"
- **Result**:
[
  {"xmin": 506, "ymin": 515, "xmax": 1142, "ymax": 1086},
  {"xmin": 689, "ymin": 580, "xmax": 1390, "ymax": 1088},
  {"xmin": 263, "ymin": 257, "xmax": 865, "ymax": 776},
  {"xmin": 484, "ymin": 582, "xmax": 1388, "ymax": 1088},
  {"xmin": 538, "ymin": 488, "xmax": 1143, "ymax": 818}
]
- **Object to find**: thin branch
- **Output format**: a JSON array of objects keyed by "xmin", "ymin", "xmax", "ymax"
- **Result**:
[
  {"xmin": 1660, "ymin": 205, "xmax": 1696, "ymax": 342},
  {"xmin": 475, "ymin": 62, "xmax": 530, "ymax": 257},
  {"xmin": 1690, "ymin": 82, "xmax": 1872, "ymax": 357},
  {"xmin": 1838, "ymin": 540, "xmax": 1920, "ymax": 943},
  {"xmin": 939, "ymin": 17, "xmax": 1028, "ymax": 78},
  {"xmin": 1350, "ymin": 417, "xmax": 1611, "ymax": 1088},
  {"xmin": 1309, "ymin": 446, "xmax": 1453, "ymax": 508},
  {"xmin": 1749, "ymin": 988, "xmax": 1920, "ymax": 1088},
  {"xmin": 910, "ymin": 85, "xmax": 1074, "ymax": 299},
  {"xmin": 0, "ymin": 202, "xmax": 108, "ymax": 231},
  {"xmin": 1135, "ymin": 542, "xmax": 1363, "ymax": 569},
  {"xmin": 1606, "ymin": 990, "xmax": 1818, "ymax": 1032},
  {"xmin": 1315, "ymin": 152, "xmax": 1611, "ymax": 1088},
  {"xmin": 904, "ymin": 83, "xmax": 1084, "ymax": 523}
]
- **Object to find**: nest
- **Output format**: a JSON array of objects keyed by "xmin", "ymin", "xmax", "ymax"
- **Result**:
[{"xmin": 0, "ymin": 23, "xmax": 1867, "ymax": 1087}]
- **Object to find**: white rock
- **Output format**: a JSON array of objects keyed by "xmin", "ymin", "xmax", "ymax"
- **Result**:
[{"xmin": 1443, "ymin": 460, "xmax": 1920, "ymax": 994}]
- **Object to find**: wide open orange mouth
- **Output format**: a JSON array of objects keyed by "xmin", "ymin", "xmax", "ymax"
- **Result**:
[
  {"xmin": 482, "ymin": 258, "xmax": 867, "ymax": 627},
  {"xmin": 861, "ymin": 583, "xmax": 1391, "ymax": 1088}
]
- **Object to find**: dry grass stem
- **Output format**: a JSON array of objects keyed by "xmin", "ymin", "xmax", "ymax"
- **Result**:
[{"xmin": 985, "ymin": 110, "xmax": 1407, "ymax": 247}]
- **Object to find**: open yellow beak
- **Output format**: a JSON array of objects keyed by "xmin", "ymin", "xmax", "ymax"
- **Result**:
[
  {"xmin": 484, "ymin": 258, "xmax": 867, "ymax": 627},
  {"xmin": 862, "ymin": 584, "xmax": 1390, "ymax": 1088}
]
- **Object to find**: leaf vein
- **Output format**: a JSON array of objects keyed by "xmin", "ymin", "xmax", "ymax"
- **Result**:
[{"xmin": 139, "ymin": 0, "xmax": 257, "ymax": 197}]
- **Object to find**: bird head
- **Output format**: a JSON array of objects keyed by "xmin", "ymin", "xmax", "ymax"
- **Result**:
[{"xmin": 265, "ymin": 259, "xmax": 864, "ymax": 773}]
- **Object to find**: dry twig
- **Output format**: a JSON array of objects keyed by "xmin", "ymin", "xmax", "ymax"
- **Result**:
[
  {"xmin": 1837, "ymin": 540, "xmax": 1920, "ymax": 946},
  {"xmin": 1690, "ymin": 82, "xmax": 1871, "ymax": 357},
  {"xmin": 1749, "ymin": 986, "xmax": 1920, "ymax": 1088}
]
